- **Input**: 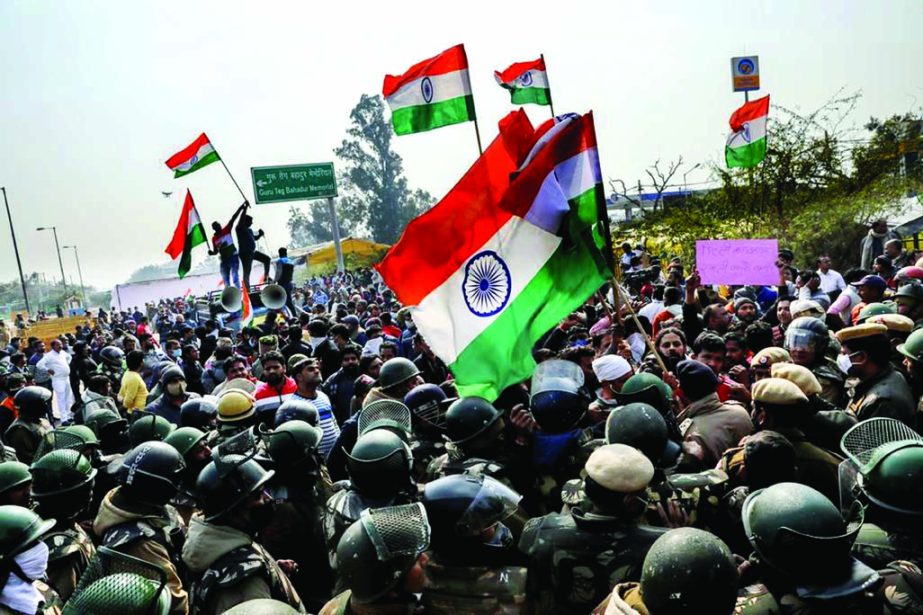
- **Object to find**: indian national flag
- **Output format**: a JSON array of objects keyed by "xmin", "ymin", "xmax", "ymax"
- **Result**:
[
  {"xmin": 240, "ymin": 282, "xmax": 253, "ymax": 326},
  {"xmin": 165, "ymin": 133, "xmax": 221, "ymax": 178},
  {"xmin": 726, "ymin": 95, "xmax": 769, "ymax": 169},
  {"xmin": 377, "ymin": 110, "xmax": 611, "ymax": 400},
  {"xmin": 382, "ymin": 45, "xmax": 475, "ymax": 135},
  {"xmin": 165, "ymin": 190, "xmax": 207, "ymax": 278},
  {"xmin": 495, "ymin": 58, "xmax": 551, "ymax": 106}
]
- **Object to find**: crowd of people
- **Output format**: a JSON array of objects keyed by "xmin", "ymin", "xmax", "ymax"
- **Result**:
[{"xmin": 0, "ymin": 217, "xmax": 922, "ymax": 613}]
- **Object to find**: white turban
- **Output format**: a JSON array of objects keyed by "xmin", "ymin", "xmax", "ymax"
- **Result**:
[{"xmin": 591, "ymin": 354, "xmax": 632, "ymax": 382}]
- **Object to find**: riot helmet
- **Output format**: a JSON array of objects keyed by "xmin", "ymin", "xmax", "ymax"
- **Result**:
[
  {"xmin": 403, "ymin": 383, "xmax": 453, "ymax": 433},
  {"xmin": 195, "ymin": 453, "xmax": 275, "ymax": 523},
  {"xmin": 118, "ymin": 441, "xmax": 185, "ymax": 506},
  {"xmin": 128, "ymin": 413, "xmax": 175, "ymax": 447},
  {"xmin": 179, "ymin": 397, "xmax": 218, "ymax": 430},
  {"xmin": 529, "ymin": 359, "xmax": 586, "ymax": 433},
  {"xmin": 378, "ymin": 357, "xmax": 421, "ymax": 391},
  {"xmin": 444, "ymin": 397, "xmax": 504, "ymax": 446},
  {"xmin": 273, "ymin": 398, "xmax": 319, "ymax": 428},
  {"xmin": 100, "ymin": 346, "xmax": 125, "ymax": 368},
  {"xmin": 605, "ymin": 403, "xmax": 679, "ymax": 467},
  {"xmin": 344, "ymin": 430, "xmax": 413, "ymax": 499},
  {"xmin": 358, "ymin": 399, "xmax": 412, "ymax": 441},
  {"xmin": 30, "ymin": 448, "xmax": 97, "ymax": 519},
  {"xmin": 13, "ymin": 386, "xmax": 52, "ymax": 418}
]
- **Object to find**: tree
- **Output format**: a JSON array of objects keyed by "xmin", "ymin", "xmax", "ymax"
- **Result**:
[
  {"xmin": 333, "ymin": 94, "xmax": 433, "ymax": 244},
  {"xmin": 286, "ymin": 201, "xmax": 356, "ymax": 248}
]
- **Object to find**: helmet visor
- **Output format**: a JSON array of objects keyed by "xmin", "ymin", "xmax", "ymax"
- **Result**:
[
  {"xmin": 784, "ymin": 328, "xmax": 823, "ymax": 352},
  {"xmin": 530, "ymin": 359, "xmax": 585, "ymax": 397},
  {"xmin": 361, "ymin": 502, "xmax": 430, "ymax": 560},
  {"xmin": 456, "ymin": 475, "xmax": 522, "ymax": 536}
]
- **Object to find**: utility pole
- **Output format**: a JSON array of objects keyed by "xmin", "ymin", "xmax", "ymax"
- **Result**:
[
  {"xmin": 62, "ymin": 245, "xmax": 87, "ymax": 308},
  {"xmin": 36, "ymin": 226, "xmax": 68, "ymax": 301},
  {"xmin": 1, "ymin": 187, "xmax": 31, "ymax": 314}
]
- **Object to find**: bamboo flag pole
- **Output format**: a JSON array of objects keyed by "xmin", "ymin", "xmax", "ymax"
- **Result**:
[{"xmin": 612, "ymin": 279, "xmax": 670, "ymax": 375}]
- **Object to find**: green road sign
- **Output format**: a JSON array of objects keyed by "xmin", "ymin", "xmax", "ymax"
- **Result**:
[{"xmin": 250, "ymin": 163, "xmax": 337, "ymax": 204}]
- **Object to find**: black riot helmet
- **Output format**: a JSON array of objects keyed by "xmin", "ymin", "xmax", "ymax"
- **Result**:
[
  {"xmin": 605, "ymin": 402, "xmax": 680, "ymax": 467},
  {"xmin": 13, "ymin": 386, "xmax": 52, "ymax": 419},
  {"xmin": 195, "ymin": 453, "xmax": 275, "ymax": 523},
  {"xmin": 100, "ymin": 346, "xmax": 125, "ymax": 368},
  {"xmin": 179, "ymin": 398, "xmax": 218, "ymax": 430},
  {"xmin": 344, "ymin": 430, "xmax": 413, "ymax": 499},
  {"xmin": 273, "ymin": 399, "xmax": 319, "ymax": 428},
  {"xmin": 403, "ymin": 384, "xmax": 454, "ymax": 433},
  {"xmin": 118, "ymin": 442, "xmax": 185, "ymax": 507},
  {"xmin": 529, "ymin": 359, "xmax": 586, "ymax": 433},
  {"xmin": 444, "ymin": 397, "xmax": 504, "ymax": 446},
  {"xmin": 422, "ymin": 473, "xmax": 521, "ymax": 562}
]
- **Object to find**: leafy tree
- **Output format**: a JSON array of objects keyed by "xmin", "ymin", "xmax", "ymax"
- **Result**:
[
  {"xmin": 333, "ymin": 94, "xmax": 433, "ymax": 244},
  {"xmin": 286, "ymin": 200, "xmax": 356, "ymax": 247}
]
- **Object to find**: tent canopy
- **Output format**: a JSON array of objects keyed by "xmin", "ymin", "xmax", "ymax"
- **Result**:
[{"xmin": 289, "ymin": 236, "xmax": 390, "ymax": 267}]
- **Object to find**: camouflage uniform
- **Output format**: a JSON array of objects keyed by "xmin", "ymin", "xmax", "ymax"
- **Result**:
[
  {"xmin": 42, "ymin": 521, "xmax": 96, "ymax": 602},
  {"xmin": 421, "ymin": 558, "xmax": 528, "ymax": 614},
  {"xmin": 734, "ymin": 560, "xmax": 923, "ymax": 613},
  {"xmin": 0, "ymin": 580, "xmax": 64, "ymax": 615},
  {"xmin": 409, "ymin": 436, "xmax": 446, "ymax": 484},
  {"xmin": 190, "ymin": 540, "xmax": 304, "ymax": 615},
  {"xmin": 853, "ymin": 523, "xmax": 923, "ymax": 571},
  {"xmin": 4, "ymin": 417, "xmax": 52, "ymax": 464},
  {"xmin": 813, "ymin": 361, "xmax": 846, "ymax": 408},
  {"xmin": 518, "ymin": 508, "xmax": 667, "ymax": 614}
]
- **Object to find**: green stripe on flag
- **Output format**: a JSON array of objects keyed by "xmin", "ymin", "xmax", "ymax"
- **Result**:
[
  {"xmin": 509, "ymin": 87, "xmax": 551, "ymax": 106},
  {"xmin": 178, "ymin": 223, "xmax": 207, "ymax": 278},
  {"xmin": 726, "ymin": 138, "xmax": 767, "ymax": 169},
  {"xmin": 173, "ymin": 150, "xmax": 221, "ymax": 178},
  {"xmin": 450, "ymin": 231, "xmax": 609, "ymax": 400},
  {"xmin": 391, "ymin": 95, "xmax": 475, "ymax": 135}
]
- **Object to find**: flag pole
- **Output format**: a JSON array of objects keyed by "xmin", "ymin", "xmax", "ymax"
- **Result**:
[
  {"xmin": 465, "ymin": 64, "xmax": 484, "ymax": 155},
  {"xmin": 206, "ymin": 134, "xmax": 250, "ymax": 203},
  {"xmin": 541, "ymin": 54, "xmax": 556, "ymax": 119}
]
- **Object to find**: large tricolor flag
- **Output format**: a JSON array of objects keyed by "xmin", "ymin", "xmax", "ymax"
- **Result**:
[
  {"xmin": 377, "ymin": 110, "xmax": 611, "ymax": 400},
  {"xmin": 382, "ymin": 45, "xmax": 475, "ymax": 135},
  {"xmin": 494, "ymin": 58, "xmax": 551, "ymax": 106},
  {"xmin": 165, "ymin": 190, "xmax": 208, "ymax": 278},
  {"xmin": 726, "ymin": 95, "xmax": 770, "ymax": 169},
  {"xmin": 165, "ymin": 133, "xmax": 221, "ymax": 178}
]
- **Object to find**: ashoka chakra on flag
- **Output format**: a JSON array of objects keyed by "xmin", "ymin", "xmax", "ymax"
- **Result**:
[{"xmin": 463, "ymin": 251, "xmax": 511, "ymax": 317}]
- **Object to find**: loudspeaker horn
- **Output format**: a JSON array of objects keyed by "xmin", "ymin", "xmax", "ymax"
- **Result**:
[
  {"xmin": 260, "ymin": 283, "xmax": 287, "ymax": 310},
  {"xmin": 220, "ymin": 286, "xmax": 242, "ymax": 312}
]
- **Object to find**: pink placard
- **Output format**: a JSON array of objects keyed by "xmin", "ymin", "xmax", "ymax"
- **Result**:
[{"xmin": 696, "ymin": 239, "xmax": 779, "ymax": 285}]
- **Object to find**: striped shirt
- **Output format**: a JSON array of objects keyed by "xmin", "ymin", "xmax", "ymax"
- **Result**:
[{"xmin": 292, "ymin": 390, "xmax": 340, "ymax": 459}]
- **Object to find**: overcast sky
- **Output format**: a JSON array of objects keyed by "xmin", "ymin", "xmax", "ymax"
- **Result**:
[{"xmin": 1, "ymin": 1, "xmax": 921, "ymax": 290}]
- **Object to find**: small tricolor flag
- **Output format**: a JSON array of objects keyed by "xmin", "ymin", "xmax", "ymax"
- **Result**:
[
  {"xmin": 383, "ymin": 45, "xmax": 475, "ymax": 135},
  {"xmin": 240, "ymin": 282, "xmax": 253, "ymax": 326},
  {"xmin": 165, "ymin": 133, "xmax": 221, "ymax": 178},
  {"xmin": 726, "ymin": 95, "xmax": 770, "ymax": 169},
  {"xmin": 495, "ymin": 58, "xmax": 551, "ymax": 106},
  {"xmin": 165, "ymin": 190, "xmax": 207, "ymax": 278}
]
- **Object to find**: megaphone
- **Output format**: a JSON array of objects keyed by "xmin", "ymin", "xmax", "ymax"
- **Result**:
[
  {"xmin": 220, "ymin": 286, "xmax": 242, "ymax": 312},
  {"xmin": 260, "ymin": 283, "xmax": 287, "ymax": 310}
]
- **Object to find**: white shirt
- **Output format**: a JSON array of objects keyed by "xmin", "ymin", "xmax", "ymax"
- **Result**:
[
  {"xmin": 817, "ymin": 268, "xmax": 846, "ymax": 294},
  {"xmin": 638, "ymin": 300, "xmax": 665, "ymax": 324},
  {"xmin": 37, "ymin": 349, "xmax": 71, "ymax": 379}
]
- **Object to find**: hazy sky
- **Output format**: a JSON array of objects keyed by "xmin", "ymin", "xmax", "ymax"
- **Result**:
[{"xmin": 1, "ymin": 1, "xmax": 921, "ymax": 290}]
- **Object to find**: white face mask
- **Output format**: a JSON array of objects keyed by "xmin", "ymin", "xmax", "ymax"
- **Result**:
[
  {"xmin": 15, "ymin": 541, "xmax": 49, "ymax": 581},
  {"xmin": 836, "ymin": 353, "xmax": 853, "ymax": 375}
]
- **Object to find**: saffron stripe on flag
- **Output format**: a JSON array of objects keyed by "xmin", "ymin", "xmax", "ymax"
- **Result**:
[{"xmin": 383, "ymin": 44, "xmax": 469, "ymax": 97}]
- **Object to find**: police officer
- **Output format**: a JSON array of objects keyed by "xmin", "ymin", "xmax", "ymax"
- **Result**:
[
  {"xmin": 96, "ymin": 345, "xmax": 126, "ymax": 397},
  {"xmin": 273, "ymin": 398, "xmax": 318, "ymax": 429},
  {"xmin": 841, "ymin": 418, "xmax": 923, "ymax": 570},
  {"xmin": 29, "ymin": 448, "xmax": 97, "ymax": 601},
  {"xmin": 214, "ymin": 389, "xmax": 258, "ymax": 446},
  {"xmin": 521, "ymin": 444, "xmax": 667, "ymax": 613},
  {"xmin": 738, "ymin": 482, "xmax": 923, "ymax": 612},
  {"xmin": 894, "ymin": 283, "xmax": 923, "ymax": 329},
  {"xmin": 324, "ymin": 430, "xmax": 416, "ymax": 572},
  {"xmin": 5, "ymin": 386, "xmax": 53, "ymax": 464},
  {"xmin": 92, "ymin": 441, "xmax": 188, "ymax": 614},
  {"xmin": 403, "ymin": 384, "xmax": 452, "ymax": 482},
  {"xmin": 0, "ymin": 504, "xmax": 62, "ymax": 613},
  {"xmin": 422, "ymin": 473, "xmax": 528, "ymax": 612},
  {"xmin": 320, "ymin": 503, "xmax": 430, "ymax": 614},
  {"xmin": 0, "ymin": 461, "xmax": 32, "ymax": 507},
  {"xmin": 62, "ymin": 571, "xmax": 171, "ymax": 614},
  {"xmin": 837, "ymin": 323, "xmax": 916, "ymax": 429},
  {"xmin": 84, "ymin": 408, "xmax": 130, "ymax": 455},
  {"xmin": 594, "ymin": 527, "xmax": 739, "ymax": 614},
  {"xmin": 263, "ymin": 420, "xmax": 333, "ymax": 612},
  {"xmin": 182, "ymin": 451, "xmax": 305, "ymax": 614},
  {"xmin": 897, "ymin": 327, "xmax": 923, "ymax": 418},
  {"xmin": 128, "ymin": 413, "xmax": 176, "ymax": 448},
  {"xmin": 164, "ymin": 426, "xmax": 211, "ymax": 524},
  {"xmin": 749, "ymin": 377, "xmax": 843, "ymax": 503},
  {"xmin": 363, "ymin": 357, "xmax": 423, "ymax": 407},
  {"xmin": 784, "ymin": 316, "xmax": 845, "ymax": 405},
  {"xmin": 179, "ymin": 397, "xmax": 218, "ymax": 432}
]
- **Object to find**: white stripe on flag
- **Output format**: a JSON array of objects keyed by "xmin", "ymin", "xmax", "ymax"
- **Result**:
[
  {"xmin": 727, "ymin": 116, "xmax": 767, "ymax": 149},
  {"xmin": 413, "ymin": 217, "xmax": 561, "ymax": 364},
  {"xmin": 523, "ymin": 148, "xmax": 601, "ymax": 234},
  {"xmin": 175, "ymin": 143, "xmax": 216, "ymax": 171},
  {"xmin": 386, "ymin": 69, "xmax": 471, "ymax": 111},
  {"xmin": 507, "ymin": 69, "xmax": 549, "ymax": 89}
]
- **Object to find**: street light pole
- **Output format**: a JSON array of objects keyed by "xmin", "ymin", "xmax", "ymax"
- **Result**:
[
  {"xmin": 62, "ymin": 245, "xmax": 87, "ymax": 308},
  {"xmin": 1, "ymin": 187, "xmax": 31, "ymax": 314},
  {"xmin": 36, "ymin": 226, "xmax": 68, "ymax": 301},
  {"xmin": 682, "ymin": 163, "xmax": 702, "ymax": 207}
]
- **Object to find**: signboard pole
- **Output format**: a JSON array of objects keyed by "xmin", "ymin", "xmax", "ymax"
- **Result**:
[{"xmin": 327, "ymin": 197, "xmax": 345, "ymax": 273}]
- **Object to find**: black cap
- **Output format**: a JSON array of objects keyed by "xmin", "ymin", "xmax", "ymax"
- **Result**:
[{"xmin": 676, "ymin": 360, "xmax": 718, "ymax": 400}]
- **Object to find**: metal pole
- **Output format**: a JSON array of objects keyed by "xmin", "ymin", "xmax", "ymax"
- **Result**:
[
  {"xmin": 204, "ymin": 134, "xmax": 250, "ymax": 203},
  {"xmin": 541, "ymin": 54, "xmax": 556, "ymax": 119},
  {"xmin": 327, "ymin": 197, "xmax": 345, "ymax": 273},
  {"xmin": 51, "ymin": 227, "xmax": 68, "ymax": 299},
  {"xmin": 63, "ymin": 245, "xmax": 87, "ymax": 307},
  {"xmin": 1, "ymin": 187, "xmax": 31, "ymax": 314}
]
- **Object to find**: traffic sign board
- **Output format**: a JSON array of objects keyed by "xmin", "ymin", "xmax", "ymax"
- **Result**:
[
  {"xmin": 731, "ymin": 56, "xmax": 760, "ymax": 92},
  {"xmin": 250, "ymin": 163, "xmax": 337, "ymax": 204}
]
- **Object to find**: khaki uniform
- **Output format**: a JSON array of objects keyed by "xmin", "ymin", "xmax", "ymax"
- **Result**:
[
  {"xmin": 92, "ymin": 487, "xmax": 188, "ymax": 615},
  {"xmin": 846, "ymin": 367, "xmax": 917, "ymax": 430},
  {"xmin": 181, "ymin": 514, "xmax": 305, "ymax": 615},
  {"xmin": 5, "ymin": 417, "xmax": 51, "ymax": 464},
  {"xmin": 676, "ymin": 393, "xmax": 752, "ymax": 470}
]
